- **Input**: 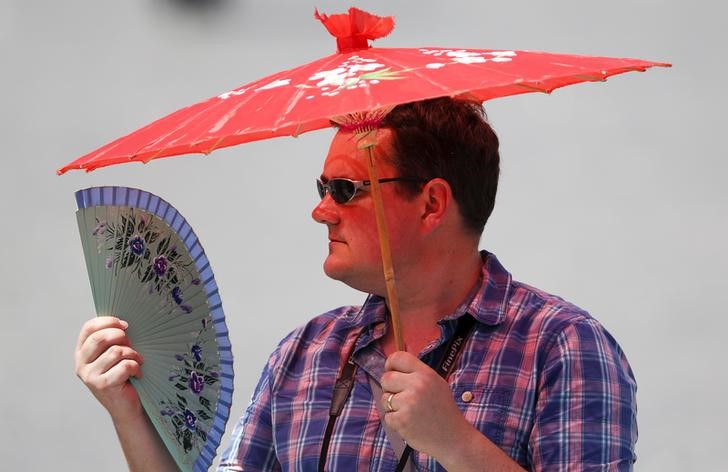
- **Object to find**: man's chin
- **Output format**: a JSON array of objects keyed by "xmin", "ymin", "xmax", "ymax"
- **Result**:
[
  {"xmin": 323, "ymin": 260, "xmax": 380, "ymax": 294},
  {"xmin": 322, "ymin": 259, "xmax": 348, "ymax": 282}
]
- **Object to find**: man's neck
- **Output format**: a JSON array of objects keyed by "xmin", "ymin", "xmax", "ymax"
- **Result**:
[{"xmin": 381, "ymin": 248, "xmax": 483, "ymax": 355}]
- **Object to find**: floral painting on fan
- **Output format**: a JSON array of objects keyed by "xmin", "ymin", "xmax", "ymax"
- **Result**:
[
  {"xmin": 92, "ymin": 208, "xmax": 198, "ymax": 313},
  {"xmin": 160, "ymin": 319, "xmax": 221, "ymax": 454}
]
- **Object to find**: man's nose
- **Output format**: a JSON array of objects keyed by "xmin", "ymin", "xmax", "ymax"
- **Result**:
[{"xmin": 311, "ymin": 195, "xmax": 340, "ymax": 225}]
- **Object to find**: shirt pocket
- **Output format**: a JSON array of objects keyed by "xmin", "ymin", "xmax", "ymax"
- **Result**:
[{"xmin": 452, "ymin": 385, "xmax": 528, "ymax": 454}]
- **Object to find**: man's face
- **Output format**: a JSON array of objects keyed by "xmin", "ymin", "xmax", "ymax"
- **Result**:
[{"xmin": 311, "ymin": 128, "xmax": 422, "ymax": 295}]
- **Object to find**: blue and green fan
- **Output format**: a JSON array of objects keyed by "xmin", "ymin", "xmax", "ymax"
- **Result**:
[{"xmin": 75, "ymin": 186, "xmax": 234, "ymax": 472}]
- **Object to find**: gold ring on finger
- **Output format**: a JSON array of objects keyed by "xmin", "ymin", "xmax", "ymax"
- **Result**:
[{"xmin": 386, "ymin": 393, "xmax": 395, "ymax": 413}]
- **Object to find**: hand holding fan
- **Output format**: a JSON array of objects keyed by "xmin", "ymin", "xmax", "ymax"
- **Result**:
[{"xmin": 75, "ymin": 186, "xmax": 234, "ymax": 472}]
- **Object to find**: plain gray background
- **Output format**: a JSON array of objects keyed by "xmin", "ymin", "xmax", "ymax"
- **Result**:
[{"xmin": 2, "ymin": 0, "xmax": 725, "ymax": 470}]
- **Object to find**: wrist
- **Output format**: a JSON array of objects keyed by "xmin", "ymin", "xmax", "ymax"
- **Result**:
[{"xmin": 108, "ymin": 401, "xmax": 146, "ymax": 427}]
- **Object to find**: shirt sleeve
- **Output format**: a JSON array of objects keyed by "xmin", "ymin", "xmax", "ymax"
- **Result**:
[
  {"xmin": 529, "ymin": 317, "xmax": 638, "ymax": 471},
  {"xmin": 218, "ymin": 351, "xmax": 282, "ymax": 472}
]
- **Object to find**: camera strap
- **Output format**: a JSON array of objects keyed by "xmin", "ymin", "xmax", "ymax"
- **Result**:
[{"xmin": 318, "ymin": 314, "xmax": 477, "ymax": 472}]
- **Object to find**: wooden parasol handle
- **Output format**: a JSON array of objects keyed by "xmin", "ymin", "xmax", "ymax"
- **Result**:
[{"xmin": 363, "ymin": 144, "xmax": 406, "ymax": 352}]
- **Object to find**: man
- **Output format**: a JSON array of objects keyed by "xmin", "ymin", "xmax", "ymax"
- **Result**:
[{"xmin": 75, "ymin": 98, "xmax": 637, "ymax": 471}]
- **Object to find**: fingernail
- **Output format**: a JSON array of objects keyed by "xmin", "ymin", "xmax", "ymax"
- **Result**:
[{"xmin": 119, "ymin": 320, "xmax": 129, "ymax": 329}]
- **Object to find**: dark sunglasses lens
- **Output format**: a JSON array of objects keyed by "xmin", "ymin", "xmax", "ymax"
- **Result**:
[
  {"xmin": 316, "ymin": 180, "xmax": 326, "ymax": 199},
  {"xmin": 329, "ymin": 179, "xmax": 356, "ymax": 203}
]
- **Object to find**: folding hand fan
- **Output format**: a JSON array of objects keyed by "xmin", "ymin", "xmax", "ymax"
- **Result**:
[{"xmin": 75, "ymin": 186, "xmax": 233, "ymax": 472}]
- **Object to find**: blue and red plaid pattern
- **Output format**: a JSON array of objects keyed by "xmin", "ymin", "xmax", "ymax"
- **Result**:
[{"xmin": 219, "ymin": 252, "xmax": 637, "ymax": 471}]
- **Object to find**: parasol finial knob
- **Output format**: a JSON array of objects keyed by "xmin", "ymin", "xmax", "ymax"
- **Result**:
[{"xmin": 314, "ymin": 7, "xmax": 395, "ymax": 53}]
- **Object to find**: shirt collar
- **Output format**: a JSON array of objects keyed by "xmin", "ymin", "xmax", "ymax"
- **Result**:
[
  {"xmin": 344, "ymin": 250, "xmax": 512, "ymax": 332},
  {"xmin": 457, "ymin": 250, "xmax": 512, "ymax": 326}
]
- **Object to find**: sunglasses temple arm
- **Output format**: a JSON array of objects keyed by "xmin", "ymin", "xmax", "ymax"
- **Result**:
[{"xmin": 364, "ymin": 145, "xmax": 406, "ymax": 352}]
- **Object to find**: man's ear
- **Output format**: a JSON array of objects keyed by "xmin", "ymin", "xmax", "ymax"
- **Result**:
[{"xmin": 419, "ymin": 178, "xmax": 452, "ymax": 231}]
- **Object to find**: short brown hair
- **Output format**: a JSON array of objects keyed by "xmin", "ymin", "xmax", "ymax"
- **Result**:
[{"xmin": 382, "ymin": 97, "xmax": 500, "ymax": 235}]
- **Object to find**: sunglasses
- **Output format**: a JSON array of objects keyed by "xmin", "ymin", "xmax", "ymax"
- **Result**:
[{"xmin": 316, "ymin": 177, "xmax": 421, "ymax": 204}]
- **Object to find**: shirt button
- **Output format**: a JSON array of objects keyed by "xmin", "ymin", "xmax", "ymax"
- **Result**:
[{"xmin": 461, "ymin": 391, "xmax": 474, "ymax": 402}]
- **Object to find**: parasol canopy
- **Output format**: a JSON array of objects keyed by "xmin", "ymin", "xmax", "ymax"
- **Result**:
[{"xmin": 57, "ymin": 7, "xmax": 670, "ymax": 175}]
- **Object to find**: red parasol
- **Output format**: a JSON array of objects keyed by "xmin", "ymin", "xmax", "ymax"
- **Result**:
[
  {"xmin": 58, "ymin": 8, "xmax": 669, "ymax": 175},
  {"xmin": 59, "ymin": 7, "xmax": 670, "ymax": 350}
]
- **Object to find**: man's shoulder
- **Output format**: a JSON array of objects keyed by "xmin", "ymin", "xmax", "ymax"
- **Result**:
[
  {"xmin": 260, "ymin": 305, "xmax": 366, "ymax": 389},
  {"xmin": 504, "ymin": 279, "xmax": 598, "ymax": 339},
  {"xmin": 293, "ymin": 304, "xmax": 366, "ymax": 341},
  {"xmin": 271, "ymin": 304, "xmax": 365, "ymax": 358},
  {"xmin": 509, "ymin": 279, "xmax": 589, "ymax": 316},
  {"xmin": 479, "ymin": 251, "xmax": 593, "ymax": 332},
  {"xmin": 492, "ymin": 278, "xmax": 631, "ymax": 374}
]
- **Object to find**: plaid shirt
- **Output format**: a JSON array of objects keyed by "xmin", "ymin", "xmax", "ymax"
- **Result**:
[{"xmin": 219, "ymin": 252, "xmax": 637, "ymax": 471}]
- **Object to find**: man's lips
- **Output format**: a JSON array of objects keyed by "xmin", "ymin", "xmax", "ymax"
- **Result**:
[{"xmin": 328, "ymin": 236, "xmax": 346, "ymax": 244}]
